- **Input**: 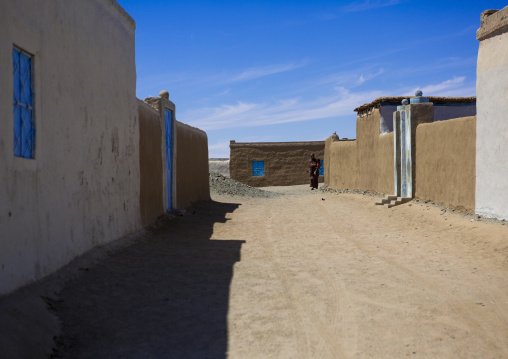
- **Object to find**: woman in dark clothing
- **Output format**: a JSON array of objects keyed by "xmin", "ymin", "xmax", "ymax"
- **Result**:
[{"xmin": 308, "ymin": 153, "xmax": 320, "ymax": 190}]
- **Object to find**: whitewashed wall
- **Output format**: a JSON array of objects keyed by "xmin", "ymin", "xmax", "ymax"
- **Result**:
[
  {"xmin": 0, "ymin": 0, "xmax": 140, "ymax": 294},
  {"xmin": 476, "ymin": 7, "xmax": 508, "ymax": 220}
]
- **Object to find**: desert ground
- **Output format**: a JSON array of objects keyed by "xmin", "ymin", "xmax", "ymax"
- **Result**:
[{"xmin": 2, "ymin": 185, "xmax": 508, "ymax": 358}]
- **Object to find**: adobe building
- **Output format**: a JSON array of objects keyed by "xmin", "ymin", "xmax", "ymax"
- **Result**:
[
  {"xmin": 229, "ymin": 140, "xmax": 331, "ymax": 187},
  {"xmin": 141, "ymin": 93, "xmax": 210, "ymax": 225},
  {"xmin": 0, "ymin": 1, "xmax": 209, "ymax": 296},
  {"xmin": 355, "ymin": 96, "xmax": 476, "ymax": 135},
  {"xmin": 475, "ymin": 7, "xmax": 508, "ymax": 220},
  {"xmin": 327, "ymin": 6, "xmax": 508, "ymax": 216},
  {"xmin": 325, "ymin": 94, "xmax": 476, "ymax": 211}
]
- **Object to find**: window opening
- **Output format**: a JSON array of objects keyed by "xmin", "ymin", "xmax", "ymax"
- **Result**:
[
  {"xmin": 252, "ymin": 161, "xmax": 265, "ymax": 176},
  {"xmin": 13, "ymin": 47, "xmax": 35, "ymax": 158}
]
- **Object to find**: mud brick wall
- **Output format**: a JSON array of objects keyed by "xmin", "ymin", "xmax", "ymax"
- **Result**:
[
  {"xmin": 139, "ymin": 96, "xmax": 210, "ymax": 224},
  {"xmin": 326, "ymin": 109, "xmax": 476, "ymax": 211},
  {"xmin": 174, "ymin": 121, "xmax": 210, "ymax": 208},
  {"xmin": 415, "ymin": 116, "xmax": 476, "ymax": 212},
  {"xmin": 230, "ymin": 141, "xmax": 325, "ymax": 187},
  {"xmin": 324, "ymin": 138, "xmax": 358, "ymax": 189},
  {"xmin": 325, "ymin": 107, "xmax": 394, "ymax": 194},
  {"xmin": 138, "ymin": 99, "xmax": 164, "ymax": 226}
]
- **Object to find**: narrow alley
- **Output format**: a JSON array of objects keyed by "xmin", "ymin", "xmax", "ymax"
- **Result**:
[{"xmin": 43, "ymin": 187, "xmax": 508, "ymax": 358}]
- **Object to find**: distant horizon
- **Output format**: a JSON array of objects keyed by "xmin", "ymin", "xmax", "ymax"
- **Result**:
[{"xmin": 119, "ymin": 0, "xmax": 507, "ymax": 158}]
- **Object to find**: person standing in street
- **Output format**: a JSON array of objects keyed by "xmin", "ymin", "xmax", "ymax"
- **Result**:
[{"xmin": 308, "ymin": 153, "xmax": 320, "ymax": 190}]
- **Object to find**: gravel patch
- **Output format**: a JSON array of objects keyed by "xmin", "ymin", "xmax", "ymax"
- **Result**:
[
  {"xmin": 319, "ymin": 185, "xmax": 383, "ymax": 198},
  {"xmin": 209, "ymin": 160, "xmax": 230, "ymax": 178},
  {"xmin": 209, "ymin": 172, "xmax": 282, "ymax": 198}
]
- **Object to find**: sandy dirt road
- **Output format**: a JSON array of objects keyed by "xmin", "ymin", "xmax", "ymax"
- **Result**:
[{"xmin": 50, "ymin": 186, "xmax": 508, "ymax": 358}]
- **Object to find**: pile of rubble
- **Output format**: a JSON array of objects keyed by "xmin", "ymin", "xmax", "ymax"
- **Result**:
[{"xmin": 209, "ymin": 172, "xmax": 281, "ymax": 198}]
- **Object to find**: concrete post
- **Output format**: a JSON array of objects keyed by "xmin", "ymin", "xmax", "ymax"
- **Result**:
[
  {"xmin": 393, "ymin": 101, "xmax": 404, "ymax": 196},
  {"xmin": 403, "ymin": 91, "xmax": 434, "ymax": 198}
]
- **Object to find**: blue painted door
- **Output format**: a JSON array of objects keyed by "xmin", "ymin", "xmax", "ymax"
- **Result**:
[{"xmin": 165, "ymin": 109, "xmax": 173, "ymax": 210}]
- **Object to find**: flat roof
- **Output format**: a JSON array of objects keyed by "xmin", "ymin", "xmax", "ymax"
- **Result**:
[
  {"xmin": 230, "ymin": 140, "xmax": 326, "ymax": 147},
  {"xmin": 354, "ymin": 96, "xmax": 476, "ymax": 112}
]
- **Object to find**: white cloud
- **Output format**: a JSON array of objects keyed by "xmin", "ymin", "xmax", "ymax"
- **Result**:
[
  {"xmin": 228, "ymin": 62, "xmax": 307, "ymax": 83},
  {"xmin": 181, "ymin": 87, "xmax": 383, "ymax": 131},
  {"xmin": 356, "ymin": 68, "xmax": 384, "ymax": 86},
  {"xmin": 424, "ymin": 86, "xmax": 476, "ymax": 98},
  {"xmin": 215, "ymin": 89, "xmax": 231, "ymax": 97},
  {"xmin": 208, "ymin": 141, "xmax": 231, "ymax": 158},
  {"xmin": 343, "ymin": 0, "xmax": 402, "ymax": 13},
  {"xmin": 136, "ymin": 61, "xmax": 307, "ymax": 98},
  {"xmin": 315, "ymin": 67, "xmax": 384, "ymax": 88},
  {"xmin": 406, "ymin": 76, "xmax": 475, "ymax": 97},
  {"xmin": 209, "ymin": 140, "xmax": 231, "ymax": 150},
  {"xmin": 420, "ymin": 77, "xmax": 465, "ymax": 94}
]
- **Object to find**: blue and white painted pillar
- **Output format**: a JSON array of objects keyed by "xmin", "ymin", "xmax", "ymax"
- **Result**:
[
  {"xmin": 401, "ymin": 91, "xmax": 433, "ymax": 198},
  {"xmin": 393, "ymin": 99, "xmax": 408, "ymax": 196}
]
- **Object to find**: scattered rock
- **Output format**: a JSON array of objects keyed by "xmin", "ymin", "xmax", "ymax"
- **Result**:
[
  {"xmin": 319, "ymin": 186, "xmax": 380, "ymax": 198},
  {"xmin": 209, "ymin": 172, "xmax": 281, "ymax": 198}
]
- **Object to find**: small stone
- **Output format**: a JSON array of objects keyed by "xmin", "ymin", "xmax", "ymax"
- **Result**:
[{"xmin": 159, "ymin": 90, "xmax": 169, "ymax": 99}]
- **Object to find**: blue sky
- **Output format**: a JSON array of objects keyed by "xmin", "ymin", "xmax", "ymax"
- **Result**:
[{"xmin": 120, "ymin": 0, "xmax": 507, "ymax": 158}]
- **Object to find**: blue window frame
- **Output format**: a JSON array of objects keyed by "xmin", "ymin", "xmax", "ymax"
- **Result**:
[
  {"xmin": 13, "ymin": 47, "xmax": 35, "ymax": 159},
  {"xmin": 252, "ymin": 161, "xmax": 265, "ymax": 176},
  {"xmin": 319, "ymin": 160, "xmax": 324, "ymax": 176}
]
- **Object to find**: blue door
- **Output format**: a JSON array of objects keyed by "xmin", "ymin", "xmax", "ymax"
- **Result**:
[{"xmin": 165, "ymin": 109, "xmax": 173, "ymax": 211}]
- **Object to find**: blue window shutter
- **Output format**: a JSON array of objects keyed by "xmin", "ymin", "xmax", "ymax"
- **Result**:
[
  {"xmin": 13, "ymin": 48, "xmax": 34, "ymax": 159},
  {"xmin": 252, "ymin": 161, "xmax": 265, "ymax": 176},
  {"xmin": 319, "ymin": 160, "xmax": 324, "ymax": 176}
]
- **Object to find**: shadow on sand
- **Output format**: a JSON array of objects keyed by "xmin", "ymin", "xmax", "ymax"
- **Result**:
[{"xmin": 53, "ymin": 200, "xmax": 244, "ymax": 359}]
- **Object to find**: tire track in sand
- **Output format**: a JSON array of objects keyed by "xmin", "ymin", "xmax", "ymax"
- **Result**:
[
  {"xmin": 264, "ymin": 199, "xmax": 349, "ymax": 359},
  {"xmin": 318, "ymin": 201, "xmax": 507, "ymax": 354}
]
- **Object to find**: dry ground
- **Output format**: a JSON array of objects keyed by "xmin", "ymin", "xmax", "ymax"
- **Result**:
[{"xmin": 3, "ymin": 185, "xmax": 508, "ymax": 358}]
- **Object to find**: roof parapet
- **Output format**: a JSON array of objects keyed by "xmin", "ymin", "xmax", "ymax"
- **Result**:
[
  {"xmin": 105, "ymin": 0, "xmax": 136, "ymax": 30},
  {"xmin": 477, "ymin": 6, "xmax": 508, "ymax": 41}
]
